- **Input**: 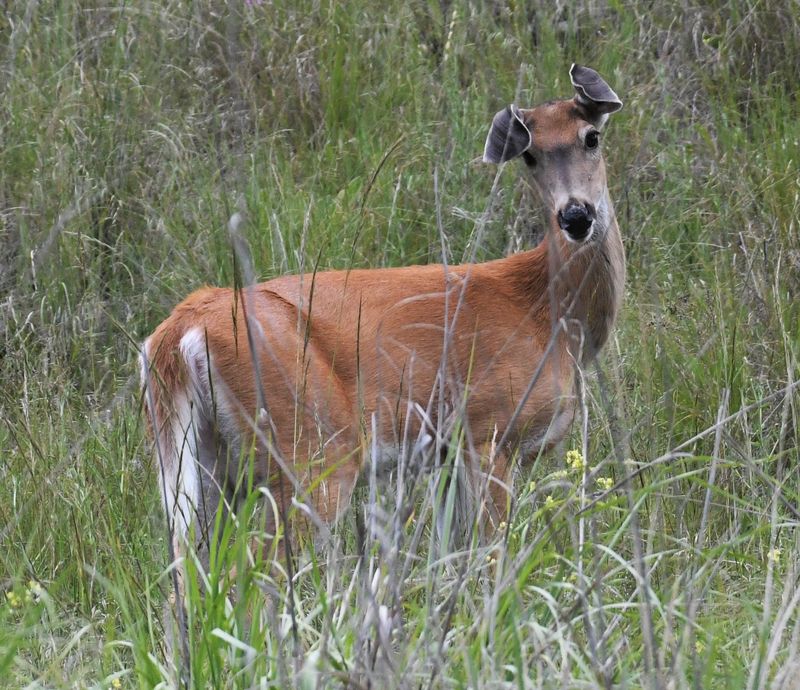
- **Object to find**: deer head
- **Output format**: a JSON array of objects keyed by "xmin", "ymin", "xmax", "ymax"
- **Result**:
[{"xmin": 483, "ymin": 64, "xmax": 623, "ymax": 244}]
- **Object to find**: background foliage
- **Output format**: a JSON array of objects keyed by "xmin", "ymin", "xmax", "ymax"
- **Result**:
[{"xmin": 1, "ymin": 0, "xmax": 798, "ymax": 687}]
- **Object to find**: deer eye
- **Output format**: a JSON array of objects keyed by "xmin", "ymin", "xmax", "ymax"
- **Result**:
[{"xmin": 585, "ymin": 130, "xmax": 600, "ymax": 149}]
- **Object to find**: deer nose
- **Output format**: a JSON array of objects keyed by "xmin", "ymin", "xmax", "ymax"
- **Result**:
[{"xmin": 557, "ymin": 201, "xmax": 595, "ymax": 240}]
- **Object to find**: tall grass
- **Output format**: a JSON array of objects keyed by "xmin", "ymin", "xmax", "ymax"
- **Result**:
[{"xmin": 1, "ymin": 0, "xmax": 798, "ymax": 687}]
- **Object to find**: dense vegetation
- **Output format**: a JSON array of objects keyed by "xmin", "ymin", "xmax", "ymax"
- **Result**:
[{"xmin": 1, "ymin": 1, "xmax": 798, "ymax": 687}]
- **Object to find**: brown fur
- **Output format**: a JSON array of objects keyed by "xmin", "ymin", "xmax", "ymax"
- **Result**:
[{"xmin": 142, "ymin": 78, "xmax": 625, "ymax": 565}]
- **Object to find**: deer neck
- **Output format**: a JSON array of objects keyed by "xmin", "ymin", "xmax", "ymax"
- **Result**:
[{"xmin": 503, "ymin": 193, "xmax": 625, "ymax": 360}]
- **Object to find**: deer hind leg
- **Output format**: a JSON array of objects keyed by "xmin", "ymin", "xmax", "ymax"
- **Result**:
[{"xmin": 174, "ymin": 329, "xmax": 362, "ymax": 575}]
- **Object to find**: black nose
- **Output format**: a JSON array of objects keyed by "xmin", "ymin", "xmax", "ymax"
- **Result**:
[{"xmin": 558, "ymin": 202, "xmax": 595, "ymax": 240}]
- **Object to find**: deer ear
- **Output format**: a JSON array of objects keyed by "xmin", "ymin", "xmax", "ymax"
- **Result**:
[
  {"xmin": 483, "ymin": 105, "xmax": 532, "ymax": 164},
  {"xmin": 570, "ymin": 64, "xmax": 622, "ymax": 124}
]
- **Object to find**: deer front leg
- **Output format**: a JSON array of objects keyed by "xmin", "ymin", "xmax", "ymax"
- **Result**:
[{"xmin": 471, "ymin": 442, "xmax": 513, "ymax": 539}]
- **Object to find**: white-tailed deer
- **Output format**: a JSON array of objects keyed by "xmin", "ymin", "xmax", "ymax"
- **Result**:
[{"xmin": 141, "ymin": 64, "xmax": 624, "ymax": 572}]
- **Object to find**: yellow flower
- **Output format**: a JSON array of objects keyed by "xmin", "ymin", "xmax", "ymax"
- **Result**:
[
  {"xmin": 111, "ymin": 679, "xmax": 122, "ymax": 689},
  {"xmin": 5, "ymin": 591, "xmax": 20, "ymax": 608},
  {"xmin": 768, "ymin": 548, "xmax": 781, "ymax": 564},
  {"xmin": 528, "ymin": 480, "xmax": 537, "ymax": 492},
  {"xmin": 544, "ymin": 495, "xmax": 556, "ymax": 508},
  {"xmin": 498, "ymin": 521, "xmax": 507, "ymax": 532},
  {"xmin": 597, "ymin": 477, "xmax": 614, "ymax": 491},
  {"xmin": 27, "ymin": 580, "xmax": 44, "ymax": 602},
  {"xmin": 566, "ymin": 449, "xmax": 585, "ymax": 471}
]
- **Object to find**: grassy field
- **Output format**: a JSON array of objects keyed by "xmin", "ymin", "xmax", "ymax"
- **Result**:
[{"xmin": 1, "ymin": 0, "xmax": 799, "ymax": 687}]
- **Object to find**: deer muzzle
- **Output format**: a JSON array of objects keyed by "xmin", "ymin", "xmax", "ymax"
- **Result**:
[{"xmin": 558, "ymin": 201, "xmax": 596, "ymax": 241}]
